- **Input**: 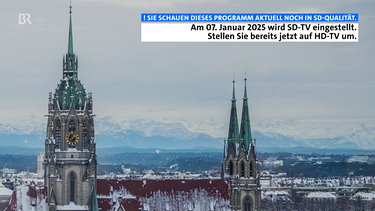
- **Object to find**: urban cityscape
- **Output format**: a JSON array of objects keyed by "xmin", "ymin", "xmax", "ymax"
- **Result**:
[{"xmin": 1, "ymin": 0, "xmax": 374, "ymax": 210}]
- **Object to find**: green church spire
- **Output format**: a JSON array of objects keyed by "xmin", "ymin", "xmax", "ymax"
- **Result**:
[
  {"xmin": 90, "ymin": 178, "xmax": 99, "ymax": 211},
  {"xmin": 63, "ymin": 3, "xmax": 78, "ymax": 79},
  {"xmin": 239, "ymin": 78, "xmax": 252, "ymax": 152},
  {"xmin": 68, "ymin": 4, "xmax": 74, "ymax": 55},
  {"xmin": 227, "ymin": 80, "xmax": 239, "ymax": 155},
  {"xmin": 53, "ymin": 4, "xmax": 86, "ymax": 111}
]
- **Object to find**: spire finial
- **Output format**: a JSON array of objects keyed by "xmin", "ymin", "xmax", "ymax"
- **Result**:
[
  {"xmin": 68, "ymin": 3, "xmax": 74, "ymax": 55},
  {"xmin": 232, "ymin": 76, "xmax": 236, "ymax": 101},
  {"xmin": 244, "ymin": 69, "xmax": 248, "ymax": 99},
  {"xmin": 245, "ymin": 68, "xmax": 247, "ymax": 81}
]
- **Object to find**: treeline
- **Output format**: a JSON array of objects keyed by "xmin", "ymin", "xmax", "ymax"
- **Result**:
[
  {"xmin": 97, "ymin": 152, "xmax": 223, "ymax": 174},
  {"xmin": 0, "ymin": 154, "xmax": 37, "ymax": 173},
  {"xmin": 276, "ymin": 162, "xmax": 375, "ymax": 177},
  {"xmin": 98, "ymin": 152, "xmax": 222, "ymax": 167}
]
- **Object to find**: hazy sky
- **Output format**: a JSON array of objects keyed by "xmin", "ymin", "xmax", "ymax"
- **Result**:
[{"xmin": 0, "ymin": 0, "xmax": 374, "ymax": 129}]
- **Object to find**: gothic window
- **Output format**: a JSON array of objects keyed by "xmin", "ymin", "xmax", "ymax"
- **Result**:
[
  {"xmin": 55, "ymin": 119, "xmax": 61, "ymax": 149},
  {"xmin": 90, "ymin": 120, "xmax": 94, "ymax": 135},
  {"xmin": 82, "ymin": 168, "xmax": 89, "ymax": 181},
  {"xmin": 56, "ymin": 168, "xmax": 62, "ymax": 181},
  {"xmin": 83, "ymin": 120, "xmax": 88, "ymax": 149},
  {"xmin": 70, "ymin": 172, "xmax": 75, "ymax": 202},
  {"xmin": 68, "ymin": 119, "xmax": 75, "ymax": 148},
  {"xmin": 228, "ymin": 160, "xmax": 233, "ymax": 176},
  {"xmin": 69, "ymin": 119, "xmax": 75, "ymax": 132},
  {"xmin": 250, "ymin": 162, "xmax": 253, "ymax": 177},
  {"xmin": 243, "ymin": 196, "xmax": 252, "ymax": 211},
  {"xmin": 240, "ymin": 161, "xmax": 245, "ymax": 177}
]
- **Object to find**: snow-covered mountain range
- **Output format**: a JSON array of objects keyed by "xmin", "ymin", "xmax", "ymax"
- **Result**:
[{"xmin": 0, "ymin": 115, "xmax": 374, "ymax": 150}]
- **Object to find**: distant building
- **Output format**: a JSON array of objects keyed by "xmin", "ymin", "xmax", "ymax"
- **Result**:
[
  {"xmin": 263, "ymin": 158, "xmax": 283, "ymax": 169},
  {"xmin": 347, "ymin": 155, "xmax": 369, "ymax": 163},
  {"xmin": 0, "ymin": 182, "xmax": 13, "ymax": 202},
  {"xmin": 37, "ymin": 152, "xmax": 44, "ymax": 178},
  {"xmin": 305, "ymin": 192, "xmax": 337, "ymax": 202},
  {"xmin": 222, "ymin": 79, "xmax": 261, "ymax": 211},
  {"xmin": 350, "ymin": 192, "xmax": 375, "ymax": 211},
  {"xmin": 262, "ymin": 190, "xmax": 291, "ymax": 203},
  {"xmin": 1, "ymin": 168, "xmax": 16, "ymax": 175}
]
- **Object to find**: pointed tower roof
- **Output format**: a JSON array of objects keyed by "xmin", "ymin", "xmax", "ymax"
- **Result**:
[
  {"xmin": 68, "ymin": 4, "xmax": 74, "ymax": 55},
  {"xmin": 90, "ymin": 178, "xmax": 99, "ymax": 211},
  {"xmin": 53, "ymin": 4, "xmax": 86, "ymax": 111},
  {"xmin": 227, "ymin": 80, "xmax": 239, "ymax": 156},
  {"xmin": 63, "ymin": 3, "xmax": 78, "ymax": 79},
  {"xmin": 239, "ymin": 78, "xmax": 252, "ymax": 152}
]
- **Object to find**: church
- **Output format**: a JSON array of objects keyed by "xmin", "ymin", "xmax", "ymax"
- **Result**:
[
  {"xmin": 6, "ymin": 5, "xmax": 261, "ymax": 211},
  {"xmin": 43, "ymin": 5, "xmax": 98, "ymax": 211},
  {"xmin": 221, "ymin": 79, "xmax": 261, "ymax": 211}
]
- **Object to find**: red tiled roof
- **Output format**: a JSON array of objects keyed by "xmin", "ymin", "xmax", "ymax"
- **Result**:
[
  {"xmin": 119, "ymin": 198, "xmax": 141, "ymax": 211},
  {"xmin": 7, "ymin": 179, "xmax": 230, "ymax": 211},
  {"xmin": 97, "ymin": 179, "xmax": 230, "ymax": 199},
  {"xmin": 6, "ymin": 190, "xmax": 17, "ymax": 211},
  {"xmin": 97, "ymin": 199, "xmax": 112, "ymax": 211}
]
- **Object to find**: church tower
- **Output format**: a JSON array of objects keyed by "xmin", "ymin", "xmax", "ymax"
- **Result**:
[
  {"xmin": 44, "ymin": 5, "xmax": 97, "ymax": 211},
  {"xmin": 222, "ymin": 78, "xmax": 261, "ymax": 211}
]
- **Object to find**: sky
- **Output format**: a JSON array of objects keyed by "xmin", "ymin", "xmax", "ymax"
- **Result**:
[{"xmin": 0, "ymin": 0, "xmax": 374, "ymax": 130}]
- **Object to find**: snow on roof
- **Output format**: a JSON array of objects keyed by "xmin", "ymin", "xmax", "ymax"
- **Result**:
[
  {"xmin": 7, "ymin": 179, "xmax": 230, "ymax": 211},
  {"xmin": 96, "ymin": 178, "xmax": 230, "ymax": 199},
  {"xmin": 7, "ymin": 184, "xmax": 47, "ymax": 211},
  {"xmin": 263, "ymin": 190, "xmax": 289, "ymax": 196},
  {"xmin": 0, "ymin": 182, "xmax": 13, "ymax": 196},
  {"xmin": 260, "ymin": 179, "xmax": 277, "ymax": 188},
  {"xmin": 262, "ymin": 190, "xmax": 291, "ymax": 202},
  {"xmin": 98, "ymin": 178, "xmax": 231, "ymax": 210},
  {"xmin": 56, "ymin": 202, "xmax": 89, "ymax": 210},
  {"xmin": 351, "ymin": 192, "xmax": 375, "ymax": 201},
  {"xmin": 305, "ymin": 192, "xmax": 337, "ymax": 198}
]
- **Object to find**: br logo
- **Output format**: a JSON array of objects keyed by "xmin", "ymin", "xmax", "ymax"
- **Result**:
[{"xmin": 19, "ymin": 13, "xmax": 32, "ymax": 24}]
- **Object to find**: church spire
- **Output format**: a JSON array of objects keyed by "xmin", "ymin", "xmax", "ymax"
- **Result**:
[
  {"xmin": 239, "ymin": 77, "xmax": 252, "ymax": 152},
  {"xmin": 90, "ymin": 178, "xmax": 99, "ymax": 211},
  {"xmin": 68, "ymin": 3, "xmax": 73, "ymax": 55},
  {"xmin": 227, "ymin": 80, "xmax": 239, "ymax": 155},
  {"xmin": 63, "ymin": 3, "xmax": 78, "ymax": 79}
]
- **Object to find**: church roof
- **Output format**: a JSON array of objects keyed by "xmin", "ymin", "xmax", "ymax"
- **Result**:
[
  {"xmin": 53, "ymin": 78, "xmax": 86, "ymax": 110},
  {"xmin": 7, "ymin": 179, "xmax": 230, "ymax": 211},
  {"xmin": 227, "ymin": 80, "xmax": 239, "ymax": 155},
  {"xmin": 52, "ymin": 5, "xmax": 86, "ymax": 111},
  {"xmin": 96, "ymin": 178, "xmax": 230, "ymax": 198},
  {"xmin": 239, "ymin": 78, "xmax": 252, "ymax": 152}
]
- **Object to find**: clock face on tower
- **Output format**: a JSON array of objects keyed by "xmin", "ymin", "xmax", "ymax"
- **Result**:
[{"xmin": 65, "ymin": 131, "xmax": 79, "ymax": 146}]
